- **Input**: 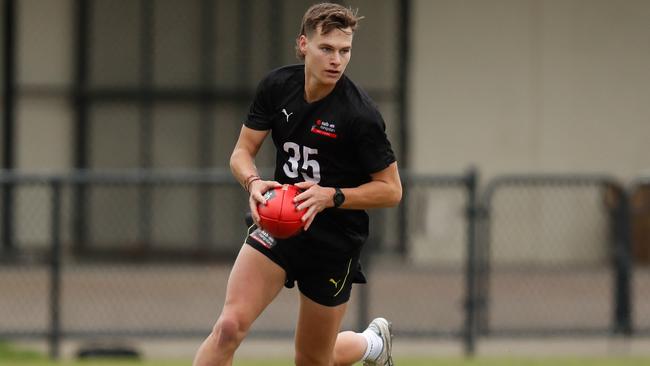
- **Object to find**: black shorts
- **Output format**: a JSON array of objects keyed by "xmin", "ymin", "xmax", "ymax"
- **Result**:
[{"xmin": 244, "ymin": 225, "xmax": 367, "ymax": 307}]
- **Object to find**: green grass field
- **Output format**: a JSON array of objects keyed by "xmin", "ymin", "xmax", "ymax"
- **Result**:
[
  {"xmin": 3, "ymin": 342, "xmax": 650, "ymax": 366},
  {"xmin": 3, "ymin": 358, "xmax": 650, "ymax": 366}
]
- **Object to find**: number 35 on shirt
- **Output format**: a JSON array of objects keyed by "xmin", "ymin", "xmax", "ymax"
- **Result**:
[{"xmin": 282, "ymin": 142, "xmax": 321, "ymax": 183}]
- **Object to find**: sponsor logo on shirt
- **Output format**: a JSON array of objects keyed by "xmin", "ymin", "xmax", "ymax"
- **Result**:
[
  {"xmin": 281, "ymin": 108, "xmax": 293, "ymax": 122},
  {"xmin": 310, "ymin": 119, "xmax": 338, "ymax": 139}
]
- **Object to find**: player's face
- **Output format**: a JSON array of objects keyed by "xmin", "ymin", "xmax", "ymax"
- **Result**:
[{"xmin": 299, "ymin": 26, "xmax": 353, "ymax": 86}]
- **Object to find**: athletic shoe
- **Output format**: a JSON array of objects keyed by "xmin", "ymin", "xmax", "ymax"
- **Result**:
[{"xmin": 363, "ymin": 317, "xmax": 394, "ymax": 366}]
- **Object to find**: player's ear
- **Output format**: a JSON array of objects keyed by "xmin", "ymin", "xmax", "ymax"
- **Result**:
[{"xmin": 298, "ymin": 35, "xmax": 308, "ymax": 55}]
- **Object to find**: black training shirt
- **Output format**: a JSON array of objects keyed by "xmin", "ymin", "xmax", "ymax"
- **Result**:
[{"xmin": 245, "ymin": 64, "xmax": 396, "ymax": 249}]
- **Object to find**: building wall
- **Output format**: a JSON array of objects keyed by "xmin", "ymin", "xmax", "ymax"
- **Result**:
[
  {"xmin": 409, "ymin": 0, "xmax": 650, "ymax": 264},
  {"xmin": 16, "ymin": 0, "xmax": 73, "ymax": 171},
  {"xmin": 6, "ymin": 0, "xmax": 401, "ymax": 250},
  {"xmin": 410, "ymin": 0, "xmax": 650, "ymax": 179},
  {"xmin": 6, "ymin": 1, "xmax": 649, "ymax": 262}
]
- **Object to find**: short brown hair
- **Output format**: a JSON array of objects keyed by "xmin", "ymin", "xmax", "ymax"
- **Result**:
[{"xmin": 295, "ymin": 3, "xmax": 363, "ymax": 61}]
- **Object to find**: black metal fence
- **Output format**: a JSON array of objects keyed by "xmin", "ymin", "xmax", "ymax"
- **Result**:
[
  {"xmin": 1, "ymin": 170, "xmax": 650, "ymax": 359},
  {"xmin": 478, "ymin": 175, "xmax": 630, "ymax": 337},
  {"xmin": 0, "ymin": 170, "xmax": 244, "ymax": 359},
  {"xmin": 630, "ymin": 176, "xmax": 650, "ymax": 336}
]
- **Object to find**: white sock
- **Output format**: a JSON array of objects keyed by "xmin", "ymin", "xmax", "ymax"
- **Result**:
[{"xmin": 361, "ymin": 328, "xmax": 383, "ymax": 361}]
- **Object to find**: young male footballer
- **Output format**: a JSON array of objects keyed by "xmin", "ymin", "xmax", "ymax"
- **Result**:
[{"xmin": 193, "ymin": 3, "xmax": 401, "ymax": 365}]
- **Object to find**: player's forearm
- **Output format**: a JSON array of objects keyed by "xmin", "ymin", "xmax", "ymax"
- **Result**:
[
  {"xmin": 230, "ymin": 126, "xmax": 270, "ymax": 190},
  {"xmin": 337, "ymin": 162, "xmax": 402, "ymax": 210},
  {"xmin": 230, "ymin": 147, "xmax": 260, "ymax": 190},
  {"xmin": 338, "ymin": 180, "xmax": 402, "ymax": 210}
]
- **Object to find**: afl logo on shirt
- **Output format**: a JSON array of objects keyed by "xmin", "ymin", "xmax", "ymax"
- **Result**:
[{"xmin": 311, "ymin": 119, "xmax": 338, "ymax": 139}]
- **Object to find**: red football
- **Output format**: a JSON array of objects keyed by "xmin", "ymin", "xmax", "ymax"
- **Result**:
[{"xmin": 257, "ymin": 184, "xmax": 305, "ymax": 239}]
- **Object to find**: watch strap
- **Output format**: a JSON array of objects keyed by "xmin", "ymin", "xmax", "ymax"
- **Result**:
[{"xmin": 333, "ymin": 187, "xmax": 345, "ymax": 208}]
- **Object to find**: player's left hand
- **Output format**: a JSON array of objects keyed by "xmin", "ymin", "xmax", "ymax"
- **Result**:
[{"xmin": 293, "ymin": 181, "xmax": 335, "ymax": 231}]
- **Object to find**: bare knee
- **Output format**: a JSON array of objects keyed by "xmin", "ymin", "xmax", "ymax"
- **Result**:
[{"xmin": 210, "ymin": 315, "xmax": 246, "ymax": 351}]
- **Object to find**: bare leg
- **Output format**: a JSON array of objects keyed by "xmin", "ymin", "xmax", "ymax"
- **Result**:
[
  {"xmin": 293, "ymin": 293, "xmax": 368, "ymax": 366},
  {"xmin": 193, "ymin": 245, "xmax": 285, "ymax": 366},
  {"xmin": 333, "ymin": 331, "xmax": 367, "ymax": 365},
  {"xmin": 293, "ymin": 294, "xmax": 347, "ymax": 366},
  {"xmin": 338, "ymin": 317, "xmax": 394, "ymax": 366}
]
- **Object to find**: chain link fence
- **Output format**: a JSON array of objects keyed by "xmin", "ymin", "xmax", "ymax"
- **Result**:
[
  {"xmin": 479, "ymin": 175, "xmax": 628, "ymax": 336},
  {"xmin": 372, "ymin": 172, "xmax": 477, "ymax": 338},
  {"xmin": 2, "ymin": 171, "xmax": 650, "ymax": 359},
  {"xmin": 0, "ymin": 170, "xmax": 477, "ymax": 357}
]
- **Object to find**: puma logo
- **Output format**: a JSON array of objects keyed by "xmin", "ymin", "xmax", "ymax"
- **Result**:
[
  {"xmin": 281, "ymin": 108, "xmax": 293, "ymax": 122},
  {"xmin": 329, "ymin": 278, "xmax": 341, "ymax": 288}
]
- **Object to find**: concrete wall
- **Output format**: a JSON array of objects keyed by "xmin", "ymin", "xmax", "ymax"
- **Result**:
[
  {"xmin": 6, "ymin": 0, "xmax": 401, "ymax": 250},
  {"xmin": 16, "ymin": 0, "xmax": 73, "ymax": 171},
  {"xmin": 409, "ymin": 0, "xmax": 650, "ymax": 264},
  {"xmin": 10, "ymin": 0, "xmax": 650, "ymax": 174},
  {"xmin": 410, "ymin": 0, "xmax": 650, "ymax": 180},
  {"xmin": 5, "ymin": 0, "xmax": 649, "ymax": 262}
]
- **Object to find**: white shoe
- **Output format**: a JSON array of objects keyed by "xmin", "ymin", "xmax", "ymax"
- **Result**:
[{"xmin": 363, "ymin": 317, "xmax": 394, "ymax": 366}]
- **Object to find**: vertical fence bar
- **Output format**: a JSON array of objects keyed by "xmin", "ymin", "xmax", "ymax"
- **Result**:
[
  {"xmin": 198, "ymin": 0, "xmax": 215, "ymax": 250},
  {"xmin": 237, "ymin": 0, "xmax": 251, "ymax": 87},
  {"xmin": 49, "ymin": 179, "xmax": 63, "ymax": 360},
  {"xmin": 138, "ymin": 0, "xmax": 155, "ymax": 252},
  {"xmin": 268, "ymin": 0, "xmax": 282, "ymax": 67},
  {"xmin": 477, "ymin": 181, "xmax": 494, "ymax": 337},
  {"xmin": 2, "ymin": 0, "xmax": 16, "ymax": 254},
  {"xmin": 72, "ymin": 0, "xmax": 90, "ymax": 254},
  {"xmin": 356, "ymin": 202, "xmax": 383, "ymax": 331},
  {"xmin": 356, "ymin": 254, "xmax": 370, "ymax": 332},
  {"xmin": 396, "ymin": 0, "xmax": 411, "ymax": 256},
  {"xmin": 614, "ymin": 187, "xmax": 633, "ymax": 334},
  {"xmin": 463, "ymin": 168, "xmax": 478, "ymax": 356}
]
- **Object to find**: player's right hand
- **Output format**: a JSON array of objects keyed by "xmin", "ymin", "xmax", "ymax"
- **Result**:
[{"xmin": 248, "ymin": 179, "xmax": 282, "ymax": 226}]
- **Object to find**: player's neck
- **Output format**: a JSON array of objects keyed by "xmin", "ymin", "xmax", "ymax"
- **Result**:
[{"xmin": 304, "ymin": 74, "xmax": 336, "ymax": 104}]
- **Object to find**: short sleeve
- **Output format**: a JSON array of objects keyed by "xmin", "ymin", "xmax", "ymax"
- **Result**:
[
  {"xmin": 244, "ymin": 76, "xmax": 274, "ymax": 130},
  {"xmin": 353, "ymin": 110, "xmax": 396, "ymax": 174}
]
